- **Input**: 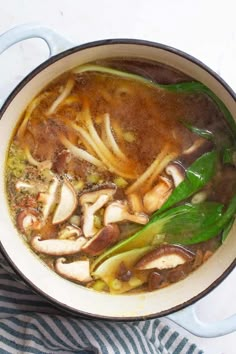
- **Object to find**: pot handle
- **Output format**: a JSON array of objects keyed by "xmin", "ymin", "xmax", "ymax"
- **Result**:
[
  {"xmin": 0, "ymin": 23, "xmax": 73, "ymax": 107},
  {"xmin": 1, "ymin": 24, "xmax": 235, "ymax": 339},
  {"xmin": 166, "ymin": 304, "xmax": 236, "ymax": 337},
  {"xmin": 0, "ymin": 23, "xmax": 73, "ymax": 56}
]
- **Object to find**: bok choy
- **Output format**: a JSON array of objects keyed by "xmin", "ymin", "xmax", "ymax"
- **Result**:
[
  {"xmin": 92, "ymin": 197, "xmax": 236, "ymax": 269},
  {"xmin": 154, "ymin": 150, "xmax": 218, "ymax": 214}
]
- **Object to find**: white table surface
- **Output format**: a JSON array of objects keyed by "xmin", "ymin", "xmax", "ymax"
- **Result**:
[{"xmin": 0, "ymin": 1, "xmax": 235, "ymax": 353}]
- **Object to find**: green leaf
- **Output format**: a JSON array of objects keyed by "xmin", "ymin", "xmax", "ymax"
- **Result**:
[
  {"xmin": 222, "ymin": 217, "xmax": 235, "ymax": 243},
  {"xmin": 163, "ymin": 202, "xmax": 224, "ymax": 244},
  {"xmin": 180, "ymin": 120, "xmax": 214, "ymax": 141},
  {"xmin": 92, "ymin": 202, "xmax": 223, "ymax": 268},
  {"xmin": 155, "ymin": 150, "xmax": 218, "ymax": 214},
  {"xmin": 180, "ymin": 195, "xmax": 236, "ymax": 245},
  {"xmin": 222, "ymin": 147, "xmax": 236, "ymax": 166}
]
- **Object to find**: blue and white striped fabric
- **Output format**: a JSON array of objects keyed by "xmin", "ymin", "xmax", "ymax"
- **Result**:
[{"xmin": 0, "ymin": 251, "xmax": 203, "ymax": 354}]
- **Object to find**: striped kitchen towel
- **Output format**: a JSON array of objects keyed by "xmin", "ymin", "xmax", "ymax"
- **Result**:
[{"xmin": 0, "ymin": 251, "xmax": 203, "ymax": 354}]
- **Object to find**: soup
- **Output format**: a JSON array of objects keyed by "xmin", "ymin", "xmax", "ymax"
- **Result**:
[{"xmin": 5, "ymin": 59, "xmax": 236, "ymax": 294}]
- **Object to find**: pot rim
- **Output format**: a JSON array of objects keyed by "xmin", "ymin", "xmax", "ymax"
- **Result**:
[{"xmin": 0, "ymin": 38, "xmax": 235, "ymax": 320}]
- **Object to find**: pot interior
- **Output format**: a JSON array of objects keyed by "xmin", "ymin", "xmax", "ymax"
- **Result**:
[{"xmin": 0, "ymin": 41, "xmax": 235, "ymax": 319}]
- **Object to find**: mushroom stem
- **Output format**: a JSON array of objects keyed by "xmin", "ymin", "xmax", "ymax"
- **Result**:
[
  {"xmin": 104, "ymin": 200, "xmax": 149, "ymax": 225},
  {"xmin": 82, "ymin": 194, "xmax": 111, "ymax": 237},
  {"xmin": 143, "ymin": 177, "xmax": 173, "ymax": 213},
  {"xmin": 58, "ymin": 225, "xmax": 82, "ymax": 240},
  {"xmin": 165, "ymin": 163, "xmax": 185, "ymax": 187}
]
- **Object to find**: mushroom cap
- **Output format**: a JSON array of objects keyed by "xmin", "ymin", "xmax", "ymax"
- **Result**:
[
  {"xmin": 79, "ymin": 183, "xmax": 117, "ymax": 238},
  {"xmin": 31, "ymin": 236, "xmax": 86, "ymax": 256},
  {"xmin": 82, "ymin": 224, "xmax": 120, "ymax": 256},
  {"xmin": 79, "ymin": 183, "xmax": 117, "ymax": 205},
  {"xmin": 135, "ymin": 245, "xmax": 194, "ymax": 270},
  {"xmin": 52, "ymin": 180, "xmax": 78, "ymax": 224},
  {"xmin": 17, "ymin": 209, "xmax": 40, "ymax": 233},
  {"xmin": 55, "ymin": 258, "xmax": 92, "ymax": 283}
]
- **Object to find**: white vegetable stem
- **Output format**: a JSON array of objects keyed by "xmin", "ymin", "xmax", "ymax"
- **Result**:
[
  {"xmin": 47, "ymin": 78, "xmax": 75, "ymax": 115},
  {"xmin": 126, "ymin": 145, "xmax": 177, "ymax": 194},
  {"xmin": 103, "ymin": 113, "xmax": 129, "ymax": 161},
  {"xmin": 60, "ymin": 135, "xmax": 104, "ymax": 168}
]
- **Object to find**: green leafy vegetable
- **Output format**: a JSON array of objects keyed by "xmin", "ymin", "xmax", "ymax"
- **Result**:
[
  {"xmin": 154, "ymin": 150, "xmax": 218, "ymax": 214},
  {"xmin": 73, "ymin": 65, "xmax": 236, "ymax": 138},
  {"xmin": 92, "ymin": 202, "xmax": 223, "ymax": 267},
  {"xmin": 183, "ymin": 195, "xmax": 236, "ymax": 245},
  {"xmin": 180, "ymin": 120, "xmax": 214, "ymax": 141},
  {"xmin": 222, "ymin": 147, "xmax": 236, "ymax": 166},
  {"xmin": 222, "ymin": 217, "xmax": 235, "ymax": 243},
  {"xmin": 92, "ymin": 246, "xmax": 152, "ymax": 294}
]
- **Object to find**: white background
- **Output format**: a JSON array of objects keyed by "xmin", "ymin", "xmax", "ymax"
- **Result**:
[{"xmin": 0, "ymin": 1, "xmax": 235, "ymax": 353}]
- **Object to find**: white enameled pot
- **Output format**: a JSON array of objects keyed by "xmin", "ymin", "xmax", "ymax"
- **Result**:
[{"xmin": 0, "ymin": 23, "xmax": 235, "ymax": 337}]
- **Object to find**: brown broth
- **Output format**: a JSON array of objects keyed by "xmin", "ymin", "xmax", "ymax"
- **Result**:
[{"xmin": 5, "ymin": 58, "xmax": 236, "ymax": 294}]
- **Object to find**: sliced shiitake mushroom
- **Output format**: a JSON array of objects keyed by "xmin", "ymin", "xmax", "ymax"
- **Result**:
[
  {"xmin": 79, "ymin": 183, "xmax": 117, "ymax": 237},
  {"xmin": 104, "ymin": 200, "xmax": 149, "ymax": 225},
  {"xmin": 38, "ymin": 177, "xmax": 60, "ymax": 221},
  {"xmin": 79, "ymin": 183, "xmax": 117, "ymax": 205},
  {"xmin": 165, "ymin": 163, "xmax": 185, "ymax": 187},
  {"xmin": 82, "ymin": 224, "xmax": 120, "ymax": 256},
  {"xmin": 52, "ymin": 180, "xmax": 78, "ymax": 224},
  {"xmin": 31, "ymin": 236, "xmax": 86, "ymax": 256},
  {"xmin": 17, "ymin": 209, "xmax": 41, "ymax": 233},
  {"xmin": 143, "ymin": 177, "xmax": 172, "ymax": 214},
  {"xmin": 55, "ymin": 258, "xmax": 92, "ymax": 283},
  {"xmin": 135, "ymin": 245, "xmax": 194, "ymax": 270}
]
